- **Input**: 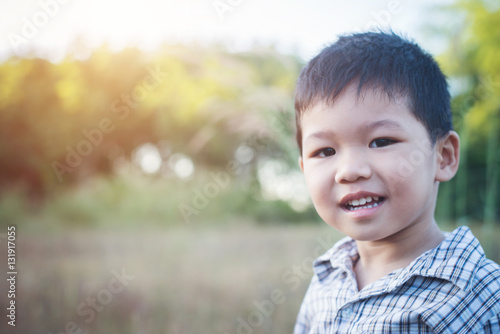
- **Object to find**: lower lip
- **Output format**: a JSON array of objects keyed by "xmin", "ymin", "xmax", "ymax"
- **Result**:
[{"xmin": 342, "ymin": 200, "xmax": 384, "ymax": 219}]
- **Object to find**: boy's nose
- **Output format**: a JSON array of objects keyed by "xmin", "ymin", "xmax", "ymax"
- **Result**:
[{"xmin": 334, "ymin": 150, "xmax": 372, "ymax": 183}]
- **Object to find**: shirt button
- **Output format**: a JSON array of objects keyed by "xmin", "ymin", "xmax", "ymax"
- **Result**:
[{"xmin": 343, "ymin": 307, "xmax": 352, "ymax": 317}]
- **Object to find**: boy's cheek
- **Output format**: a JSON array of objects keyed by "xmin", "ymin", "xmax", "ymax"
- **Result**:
[
  {"xmin": 384, "ymin": 171, "xmax": 404, "ymax": 196},
  {"xmin": 303, "ymin": 170, "xmax": 320, "ymax": 191},
  {"xmin": 392, "ymin": 148, "xmax": 436, "ymax": 181},
  {"xmin": 304, "ymin": 173, "xmax": 332, "ymax": 200}
]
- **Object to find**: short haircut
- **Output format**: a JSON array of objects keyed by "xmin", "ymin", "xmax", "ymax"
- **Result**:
[{"xmin": 294, "ymin": 31, "xmax": 453, "ymax": 154}]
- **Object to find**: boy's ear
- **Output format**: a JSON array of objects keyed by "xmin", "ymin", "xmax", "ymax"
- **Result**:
[
  {"xmin": 435, "ymin": 131, "xmax": 460, "ymax": 182},
  {"xmin": 299, "ymin": 156, "xmax": 304, "ymax": 173}
]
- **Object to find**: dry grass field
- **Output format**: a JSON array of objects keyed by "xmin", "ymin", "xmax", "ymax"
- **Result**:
[
  {"xmin": 0, "ymin": 222, "xmax": 342, "ymax": 334},
  {"xmin": 0, "ymin": 220, "xmax": 498, "ymax": 334}
]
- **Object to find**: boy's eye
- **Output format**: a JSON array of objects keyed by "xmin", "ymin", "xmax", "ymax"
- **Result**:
[
  {"xmin": 369, "ymin": 138, "xmax": 397, "ymax": 148},
  {"xmin": 313, "ymin": 148, "xmax": 336, "ymax": 157}
]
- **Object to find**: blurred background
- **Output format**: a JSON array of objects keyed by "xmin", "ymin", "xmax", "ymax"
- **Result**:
[{"xmin": 0, "ymin": 0, "xmax": 498, "ymax": 333}]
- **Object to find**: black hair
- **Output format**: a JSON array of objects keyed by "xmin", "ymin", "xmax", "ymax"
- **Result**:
[{"xmin": 294, "ymin": 31, "xmax": 452, "ymax": 154}]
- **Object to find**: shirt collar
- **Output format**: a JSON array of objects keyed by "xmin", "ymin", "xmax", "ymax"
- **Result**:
[
  {"xmin": 313, "ymin": 226, "xmax": 485, "ymax": 292},
  {"xmin": 313, "ymin": 235, "xmax": 357, "ymax": 281}
]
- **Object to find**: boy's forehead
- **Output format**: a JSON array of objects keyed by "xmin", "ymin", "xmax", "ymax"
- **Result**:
[
  {"xmin": 324, "ymin": 83, "xmax": 409, "ymax": 107},
  {"xmin": 300, "ymin": 85, "xmax": 426, "ymax": 139},
  {"xmin": 308, "ymin": 84, "xmax": 410, "ymax": 115}
]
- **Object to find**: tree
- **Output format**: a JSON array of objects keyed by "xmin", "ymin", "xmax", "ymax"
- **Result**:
[{"xmin": 436, "ymin": 0, "xmax": 500, "ymax": 224}]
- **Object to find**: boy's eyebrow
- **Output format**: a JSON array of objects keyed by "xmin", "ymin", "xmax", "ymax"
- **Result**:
[
  {"xmin": 362, "ymin": 119, "xmax": 404, "ymax": 132},
  {"xmin": 303, "ymin": 130, "xmax": 336, "ymax": 144},
  {"xmin": 303, "ymin": 119, "xmax": 403, "ymax": 144}
]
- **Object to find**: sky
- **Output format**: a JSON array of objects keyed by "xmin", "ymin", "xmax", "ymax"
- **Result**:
[{"xmin": 0, "ymin": 0, "xmax": 456, "ymax": 63}]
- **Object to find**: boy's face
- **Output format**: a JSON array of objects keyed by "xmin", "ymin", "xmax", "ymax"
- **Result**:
[{"xmin": 299, "ymin": 86, "xmax": 444, "ymax": 242}]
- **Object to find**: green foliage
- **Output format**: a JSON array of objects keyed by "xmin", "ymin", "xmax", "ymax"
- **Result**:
[
  {"xmin": 0, "ymin": 185, "xmax": 29, "ymax": 228},
  {"xmin": 6, "ymin": 170, "xmax": 317, "ymax": 232},
  {"xmin": 0, "ymin": 44, "xmax": 302, "ymax": 203},
  {"xmin": 435, "ymin": 0, "xmax": 500, "ymax": 224}
]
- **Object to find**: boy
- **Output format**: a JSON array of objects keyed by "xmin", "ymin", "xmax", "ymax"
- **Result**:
[{"xmin": 293, "ymin": 32, "xmax": 500, "ymax": 333}]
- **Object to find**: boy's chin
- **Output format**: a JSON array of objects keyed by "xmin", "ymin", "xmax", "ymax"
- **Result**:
[{"xmin": 338, "ymin": 228, "xmax": 397, "ymax": 243}]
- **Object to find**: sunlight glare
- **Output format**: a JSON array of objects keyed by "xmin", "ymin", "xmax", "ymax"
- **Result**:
[
  {"xmin": 134, "ymin": 143, "xmax": 162, "ymax": 174},
  {"xmin": 168, "ymin": 153, "xmax": 195, "ymax": 180}
]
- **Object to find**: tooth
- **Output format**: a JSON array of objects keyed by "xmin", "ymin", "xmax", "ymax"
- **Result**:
[
  {"xmin": 366, "ymin": 196, "xmax": 372, "ymax": 203},
  {"xmin": 359, "ymin": 198, "xmax": 366, "ymax": 205},
  {"xmin": 348, "ymin": 200, "xmax": 353, "ymax": 205},
  {"xmin": 367, "ymin": 205, "xmax": 372, "ymax": 208},
  {"xmin": 352, "ymin": 199, "xmax": 359, "ymax": 206},
  {"xmin": 373, "ymin": 196, "xmax": 379, "ymax": 201}
]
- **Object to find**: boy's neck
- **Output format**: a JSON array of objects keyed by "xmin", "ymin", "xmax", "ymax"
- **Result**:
[{"xmin": 353, "ymin": 221, "xmax": 444, "ymax": 291}]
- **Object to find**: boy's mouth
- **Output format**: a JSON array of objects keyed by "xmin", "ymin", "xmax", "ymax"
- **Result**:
[{"xmin": 343, "ymin": 196, "xmax": 386, "ymax": 211}]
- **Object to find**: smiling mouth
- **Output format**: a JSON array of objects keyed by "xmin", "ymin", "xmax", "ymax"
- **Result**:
[{"xmin": 344, "ymin": 196, "xmax": 386, "ymax": 211}]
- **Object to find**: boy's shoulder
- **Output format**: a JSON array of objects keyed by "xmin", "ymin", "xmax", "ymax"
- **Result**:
[
  {"xmin": 417, "ymin": 226, "xmax": 500, "ymax": 333},
  {"xmin": 427, "ymin": 225, "xmax": 500, "ymax": 292}
]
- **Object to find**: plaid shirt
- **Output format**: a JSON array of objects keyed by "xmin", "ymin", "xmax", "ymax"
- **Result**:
[{"xmin": 294, "ymin": 226, "xmax": 500, "ymax": 334}]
